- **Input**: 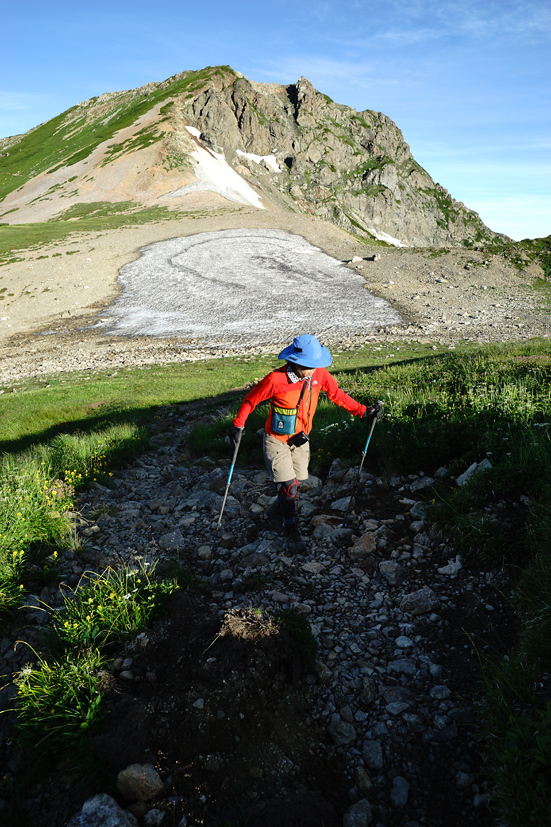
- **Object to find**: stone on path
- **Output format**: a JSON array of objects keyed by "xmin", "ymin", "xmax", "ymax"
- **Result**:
[
  {"xmin": 379, "ymin": 560, "xmax": 405, "ymax": 584},
  {"xmin": 410, "ymin": 475, "xmax": 435, "ymax": 492},
  {"xmin": 400, "ymin": 587, "xmax": 440, "ymax": 616},
  {"xmin": 67, "ymin": 794, "xmax": 138, "ymax": 827},
  {"xmin": 362, "ymin": 739, "xmax": 384, "ymax": 771},
  {"xmin": 328, "ymin": 718, "xmax": 357, "ymax": 746},
  {"xmin": 348, "ymin": 532, "xmax": 377, "ymax": 560},
  {"xmin": 437, "ymin": 554, "xmax": 462, "ymax": 575},
  {"xmin": 391, "ymin": 775, "xmax": 410, "ymax": 807},
  {"xmin": 116, "ymin": 764, "xmax": 164, "ymax": 803},
  {"xmin": 343, "ymin": 798, "xmax": 373, "ymax": 826},
  {"xmin": 158, "ymin": 529, "xmax": 184, "ymax": 551}
]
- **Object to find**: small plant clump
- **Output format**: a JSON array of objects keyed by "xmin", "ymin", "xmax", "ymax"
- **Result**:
[
  {"xmin": 55, "ymin": 564, "xmax": 177, "ymax": 650},
  {"xmin": 14, "ymin": 648, "xmax": 108, "ymax": 749},
  {"xmin": 11, "ymin": 562, "xmax": 178, "ymax": 751}
]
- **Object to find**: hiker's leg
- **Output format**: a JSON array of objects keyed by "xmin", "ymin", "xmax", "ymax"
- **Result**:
[
  {"xmin": 278, "ymin": 439, "xmax": 310, "ymax": 522},
  {"xmin": 263, "ymin": 433, "xmax": 297, "ymax": 524},
  {"xmin": 277, "ymin": 478, "xmax": 301, "ymax": 524},
  {"xmin": 263, "ymin": 432, "xmax": 295, "ymax": 482},
  {"xmin": 263, "ymin": 433, "xmax": 308, "ymax": 554},
  {"xmin": 290, "ymin": 440, "xmax": 310, "ymax": 483}
]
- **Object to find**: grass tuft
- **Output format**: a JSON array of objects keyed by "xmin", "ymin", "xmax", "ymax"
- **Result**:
[
  {"xmin": 54, "ymin": 563, "xmax": 177, "ymax": 651},
  {"xmin": 13, "ymin": 647, "xmax": 108, "ymax": 749}
]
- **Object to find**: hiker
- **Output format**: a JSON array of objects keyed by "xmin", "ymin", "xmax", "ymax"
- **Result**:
[{"xmin": 229, "ymin": 334, "xmax": 382, "ymax": 552}]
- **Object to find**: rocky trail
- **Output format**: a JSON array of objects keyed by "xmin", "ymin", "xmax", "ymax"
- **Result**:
[{"xmin": 0, "ymin": 402, "xmax": 518, "ymax": 827}]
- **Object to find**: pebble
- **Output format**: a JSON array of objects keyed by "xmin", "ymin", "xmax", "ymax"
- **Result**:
[
  {"xmin": 343, "ymin": 798, "xmax": 373, "ymax": 827},
  {"xmin": 328, "ymin": 719, "xmax": 357, "ymax": 746},
  {"xmin": 67, "ymin": 794, "xmax": 138, "ymax": 827},
  {"xmin": 391, "ymin": 775, "xmax": 410, "ymax": 807},
  {"xmin": 430, "ymin": 685, "xmax": 451, "ymax": 700},
  {"xmin": 395, "ymin": 635, "xmax": 414, "ymax": 648}
]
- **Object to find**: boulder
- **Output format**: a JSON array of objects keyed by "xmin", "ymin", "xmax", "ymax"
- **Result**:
[
  {"xmin": 116, "ymin": 764, "xmax": 164, "ymax": 803},
  {"xmin": 400, "ymin": 587, "xmax": 440, "ymax": 616},
  {"xmin": 67, "ymin": 794, "xmax": 138, "ymax": 827}
]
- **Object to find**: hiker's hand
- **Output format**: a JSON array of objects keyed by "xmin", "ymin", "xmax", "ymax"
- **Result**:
[
  {"xmin": 363, "ymin": 401, "xmax": 383, "ymax": 420},
  {"xmin": 229, "ymin": 426, "xmax": 244, "ymax": 446}
]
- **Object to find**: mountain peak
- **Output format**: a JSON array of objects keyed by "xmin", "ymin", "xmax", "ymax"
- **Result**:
[{"xmin": 0, "ymin": 66, "xmax": 504, "ymax": 247}]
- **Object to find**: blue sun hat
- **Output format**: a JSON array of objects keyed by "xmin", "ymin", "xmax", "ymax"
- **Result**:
[{"xmin": 278, "ymin": 334, "xmax": 332, "ymax": 368}]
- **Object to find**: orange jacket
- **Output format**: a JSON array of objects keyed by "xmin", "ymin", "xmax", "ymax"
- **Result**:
[{"xmin": 233, "ymin": 365, "xmax": 367, "ymax": 442}]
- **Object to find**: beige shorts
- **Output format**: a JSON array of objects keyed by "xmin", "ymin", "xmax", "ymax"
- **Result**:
[{"xmin": 263, "ymin": 432, "xmax": 310, "ymax": 483}]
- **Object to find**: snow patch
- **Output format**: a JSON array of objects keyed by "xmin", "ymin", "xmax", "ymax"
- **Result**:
[
  {"xmin": 368, "ymin": 228, "xmax": 408, "ymax": 247},
  {"xmin": 101, "ymin": 229, "xmax": 402, "ymax": 342},
  {"xmin": 162, "ymin": 127, "xmax": 265, "ymax": 209},
  {"xmin": 236, "ymin": 149, "xmax": 281, "ymax": 173}
]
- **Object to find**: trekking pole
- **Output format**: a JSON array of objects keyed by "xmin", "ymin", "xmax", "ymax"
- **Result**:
[
  {"xmin": 342, "ymin": 409, "xmax": 379, "ymax": 527},
  {"xmin": 217, "ymin": 427, "xmax": 243, "ymax": 531}
]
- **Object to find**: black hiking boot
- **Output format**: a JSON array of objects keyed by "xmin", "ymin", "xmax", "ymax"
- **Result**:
[
  {"xmin": 266, "ymin": 499, "xmax": 283, "ymax": 526},
  {"xmin": 283, "ymin": 522, "xmax": 307, "ymax": 555}
]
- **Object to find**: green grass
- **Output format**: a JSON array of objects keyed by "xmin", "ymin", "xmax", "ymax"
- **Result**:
[
  {"xmin": 0, "ymin": 204, "xmax": 183, "ymax": 264},
  {"xmin": 0, "ymin": 422, "xmax": 148, "ymax": 628},
  {"xmin": 0, "ymin": 455, "xmax": 72, "ymax": 622},
  {"xmin": 10, "ymin": 560, "xmax": 178, "ymax": 754},
  {"xmin": 480, "ymin": 536, "xmax": 551, "ymax": 825},
  {"xmin": 14, "ymin": 647, "xmax": 108, "ymax": 749},
  {"xmin": 0, "ymin": 355, "xmax": 282, "ymax": 452}
]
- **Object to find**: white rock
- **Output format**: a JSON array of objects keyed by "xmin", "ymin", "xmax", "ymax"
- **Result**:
[
  {"xmin": 437, "ymin": 555, "xmax": 462, "ymax": 575},
  {"xmin": 409, "ymin": 476, "xmax": 435, "ymax": 492}
]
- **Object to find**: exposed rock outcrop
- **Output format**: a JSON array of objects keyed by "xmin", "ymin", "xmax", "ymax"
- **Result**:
[{"xmin": 182, "ymin": 72, "xmax": 495, "ymax": 247}]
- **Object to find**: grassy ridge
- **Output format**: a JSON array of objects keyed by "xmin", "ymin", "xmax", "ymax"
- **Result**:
[
  {"xmin": 1, "ymin": 339, "xmax": 551, "ymax": 824},
  {"xmin": 0, "ymin": 66, "xmax": 236, "ymax": 204}
]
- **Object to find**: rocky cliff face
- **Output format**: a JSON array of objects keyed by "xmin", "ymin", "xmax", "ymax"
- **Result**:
[
  {"xmin": 0, "ymin": 66, "xmax": 504, "ymax": 247},
  {"xmin": 183, "ymin": 71, "xmax": 497, "ymax": 247}
]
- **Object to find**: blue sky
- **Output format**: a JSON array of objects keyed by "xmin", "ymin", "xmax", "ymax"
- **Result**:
[{"xmin": 1, "ymin": 0, "xmax": 549, "ymax": 240}]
